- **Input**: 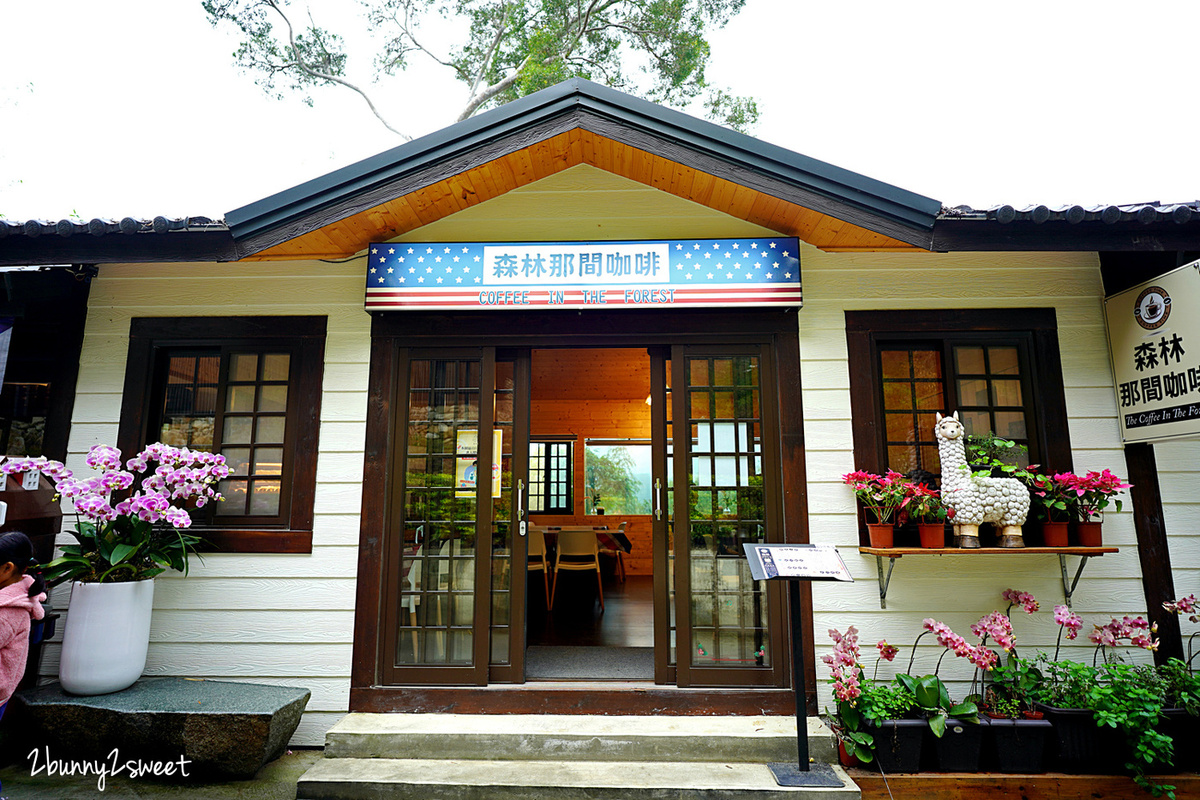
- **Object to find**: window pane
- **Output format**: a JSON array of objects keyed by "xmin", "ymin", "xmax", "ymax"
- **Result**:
[
  {"xmin": 256, "ymin": 416, "xmax": 286, "ymax": 443},
  {"xmin": 167, "ymin": 356, "xmax": 194, "ymax": 384},
  {"xmin": 914, "ymin": 383, "xmax": 944, "ymax": 410},
  {"xmin": 194, "ymin": 387, "xmax": 218, "ymax": 415},
  {"xmin": 227, "ymin": 385, "xmax": 255, "ymax": 412},
  {"xmin": 883, "ymin": 382, "xmax": 913, "ymax": 410},
  {"xmin": 223, "ymin": 447, "xmax": 251, "ymax": 476},
  {"xmin": 993, "ymin": 411, "xmax": 1027, "ymax": 440},
  {"xmin": 887, "ymin": 445, "xmax": 917, "ymax": 474},
  {"xmin": 250, "ymin": 480, "xmax": 281, "ymax": 515},
  {"xmin": 911, "ymin": 350, "xmax": 942, "ymax": 380},
  {"xmin": 259, "ymin": 385, "xmax": 288, "ymax": 412},
  {"xmin": 216, "ymin": 479, "xmax": 248, "ymax": 515},
  {"xmin": 262, "ymin": 353, "xmax": 291, "ymax": 381},
  {"xmin": 880, "ymin": 350, "xmax": 910, "ymax": 380},
  {"xmin": 957, "ymin": 378, "xmax": 989, "ymax": 406},
  {"xmin": 955, "ymin": 346, "xmax": 986, "ymax": 374},
  {"xmin": 254, "ymin": 447, "xmax": 284, "ymax": 476},
  {"xmin": 960, "ymin": 410, "xmax": 990, "ymax": 437},
  {"xmin": 885, "ymin": 413, "xmax": 915, "ymax": 443},
  {"xmin": 230, "ymin": 353, "xmax": 258, "ymax": 381},
  {"xmin": 992, "ymin": 379, "xmax": 1023, "ymax": 407},
  {"xmin": 989, "ymin": 347, "xmax": 1020, "ymax": 375}
]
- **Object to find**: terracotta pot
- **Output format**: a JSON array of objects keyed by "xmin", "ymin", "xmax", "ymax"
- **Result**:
[
  {"xmin": 866, "ymin": 523, "xmax": 894, "ymax": 548},
  {"xmin": 1077, "ymin": 521, "xmax": 1103, "ymax": 547},
  {"xmin": 837, "ymin": 740, "xmax": 861, "ymax": 768},
  {"xmin": 917, "ymin": 523, "xmax": 945, "ymax": 548},
  {"xmin": 1042, "ymin": 521, "xmax": 1069, "ymax": 547}
]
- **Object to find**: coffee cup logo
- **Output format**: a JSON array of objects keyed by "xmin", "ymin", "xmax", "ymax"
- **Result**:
[{"xmin": 1134, "ymin": 286, "xmax": 1171, "ymax": 330}]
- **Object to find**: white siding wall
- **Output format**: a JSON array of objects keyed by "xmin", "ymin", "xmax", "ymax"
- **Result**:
[
  {"xmin": 1153, "ymin": 438, "xmax": 1200, "ymax": 657},
  {"xmin": 799, "ymin": 246, "xmax": 1164, "ymax": 710},
  {"xmin": 50, "ymin": 260, "xmax": 369, "ymax": 745},
  {"xmin": 46, "ymin": 238, "xmax": 1195, "ymax": 741}
]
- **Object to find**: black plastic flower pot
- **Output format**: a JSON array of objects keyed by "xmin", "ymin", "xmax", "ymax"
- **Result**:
[
  {"xmin": 928, "ymin": 718, "xmax": 986, "ymax": 772},
  {"xmin": 985, "ymin": 717, "xmax": 1052, "ymax": 773},
  {"xmin": 1156, "ymin": 709, "xmax": 1199, "ymax": 771},
  {"xmin": 1038, "ymin": 703, "xmax": 1124, "ymax": 774},
  {"xmin": 872, "ymin": 719, "xmax": 925, "ymax": 773}
]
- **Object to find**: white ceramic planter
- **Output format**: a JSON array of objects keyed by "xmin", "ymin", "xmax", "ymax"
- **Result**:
[{"xmin": 59, "ymin": 579, "xmax": 155, "ymax": 695}]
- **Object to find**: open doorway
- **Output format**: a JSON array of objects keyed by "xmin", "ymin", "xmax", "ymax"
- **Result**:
[{"xmin": 525, "ymin": 347, "xmax": 654, "ymax": 680}]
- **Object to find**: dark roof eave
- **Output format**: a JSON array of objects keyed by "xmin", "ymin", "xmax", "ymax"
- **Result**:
[
  {"xmin": 932, "ymin": 218, "xmax": 1200, "ymax": 252},
  {"xmin": 0, "ymin": 229, "xmax": 238, "ymax": 266},
  {"xmin": 226, "ymin": 79, "xmax": 942, "ymax": 254}
]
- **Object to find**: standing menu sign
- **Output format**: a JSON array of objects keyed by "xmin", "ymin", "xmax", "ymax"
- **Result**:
[
  {"xmin": 365, "ymin": 238, "xmax": 801, "ymax": 311},
  {"xmin": 1104, "ymin": 259, "xmax": 1200, "ymax": 443}
]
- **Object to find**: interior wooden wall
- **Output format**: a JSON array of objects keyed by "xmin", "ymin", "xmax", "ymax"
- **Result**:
[{"xmin": 530, "ymin": 348, "xmax": 653, "ymax": 575}]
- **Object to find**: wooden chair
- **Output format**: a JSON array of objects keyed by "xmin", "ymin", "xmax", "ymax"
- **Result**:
[
  {"xmin": 551, "ymin": 529, "xmax": 604, "ymax": 612},
  {"xmin": 527, "ymin": 527, "xmax": 551, "ymax": 609},
  {"xmin": 599, "ymin": 521, "xmax": 628, "ymax": 582}
]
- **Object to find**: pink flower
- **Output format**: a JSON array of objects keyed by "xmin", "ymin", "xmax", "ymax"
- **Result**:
[
  {"xmin": 968, "ymin": 646, "xmax": 999, "ymax": 671},
  {"xmin": 1054, "ymin": 605, "xmax": 1083, "ymax": 640},
  {"xmin": 1089, "ymin": 615, "xmax": 1159, "ymax": 651},
  {"xmin": 826, "ymin": 627, "xmax": 864, "ymax": 704},
  {"xmin": 877, "ymin": 640, "xmax": 899, "ymax": 662},
  {"xmin": 1164, "ymin": 594, "xmax": 1200, "ymax": 623},
  {"xmin": 1001, "ymin": 588, "xmax": 1039, "ymax": 614},
  {"xmin": 85, "ymin": 444, "xmax": 123, "ymax": 471},
  {"xmin": 971, "ymin": 611, "xmax": 1016, "ymax": 651}
]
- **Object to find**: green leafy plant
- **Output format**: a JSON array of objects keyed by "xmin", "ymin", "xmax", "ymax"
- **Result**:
[{"xmin": 895, "ymin": 673, "xmax": 978, "ymax": 737}]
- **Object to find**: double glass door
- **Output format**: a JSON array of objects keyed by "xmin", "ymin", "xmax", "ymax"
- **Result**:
[{"xmin": 381, "ymin": 344, "xmax": 784, "ymax": 688}]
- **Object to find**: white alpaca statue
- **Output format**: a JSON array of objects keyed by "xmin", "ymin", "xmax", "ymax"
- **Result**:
[{"xmin": 935, "ymin": 411, "xmax": 1031, "ymax": 548}]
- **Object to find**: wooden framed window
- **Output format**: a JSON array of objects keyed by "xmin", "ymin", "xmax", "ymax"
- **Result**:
[
  {"xmin": 118, "ymin": 317, "xmax": 327, "ymax": 553},
  {"xmin": 846, "ymin": 309, "xmax": 1073, "ymax": 543},
  {"xmin": 879, "ymin": 340, "xmax": 1036, "ymax": 474},
  {"xmin": 528, "ymin": 439, "xmax": 571, "ymax": 514}
]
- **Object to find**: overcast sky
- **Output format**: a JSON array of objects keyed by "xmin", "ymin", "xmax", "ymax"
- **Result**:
[{"xmin": 2, "ymin": 1, "xmax": 1197, "ymax": 221}]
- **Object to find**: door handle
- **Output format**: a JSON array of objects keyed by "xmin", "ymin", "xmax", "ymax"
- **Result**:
[
  {"xmin": 517, "ymin": 479, "xmax": 526, "ymax": 536},
  {"xmin": 654, "ymin": 478, "xmax": 663, "ymax": 520}
]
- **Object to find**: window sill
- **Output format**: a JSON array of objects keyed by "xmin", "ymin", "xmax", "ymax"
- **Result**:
[{"xmin": 197, "ymin": 528, "xmax": 313, "ymax": 554}]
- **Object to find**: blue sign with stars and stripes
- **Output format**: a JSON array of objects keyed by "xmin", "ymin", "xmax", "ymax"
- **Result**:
[{"xmin": 365, "ymin": 238, "xmax": 801, "ymax": 310}]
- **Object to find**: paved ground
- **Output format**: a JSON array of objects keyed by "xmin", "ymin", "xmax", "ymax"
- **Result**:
[{"xmin": 0, "ymin": 748, "xmax": 322, "ymax": 799}]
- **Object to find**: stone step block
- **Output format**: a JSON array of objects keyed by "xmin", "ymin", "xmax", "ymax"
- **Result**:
[
  {"xmin": 297, "ymin": 757, "xmax": 860, "ymax": 800},
  {"xmin": 325, "ymin": 713, "xmax": 836, "ymax": 764},
  {"xmin": 13, "ymin": 677, "xmax": 310, "ymax": 778}
]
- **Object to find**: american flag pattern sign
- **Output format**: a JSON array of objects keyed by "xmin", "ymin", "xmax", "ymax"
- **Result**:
[{"xmin": 365, "ymin": 238, "xmax": 802, "ymax": 311}]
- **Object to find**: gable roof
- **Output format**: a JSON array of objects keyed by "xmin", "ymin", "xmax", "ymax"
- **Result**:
[{"xmin": 226, "ymin": 78, "xmax": 943, "ymax": 259}]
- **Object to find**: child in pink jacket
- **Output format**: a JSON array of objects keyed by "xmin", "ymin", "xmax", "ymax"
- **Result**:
[{"xmin": 0, "ymin": 532, "xmax": 47, "ymax": 715}]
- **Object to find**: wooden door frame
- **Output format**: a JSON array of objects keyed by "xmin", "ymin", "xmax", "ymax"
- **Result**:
[
  {"xmin": 351, "ymin": 308, "xmax": 816, "ymax": 713},
  {"xmin": 378, "ymin": 346, "xmax": 496, "ymax": 686},
  {"xmin": 671, "ymin": 343, "xmax": 788, "ymax": 688}
]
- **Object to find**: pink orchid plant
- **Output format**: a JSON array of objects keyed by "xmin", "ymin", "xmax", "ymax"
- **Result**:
[
  {"xmin": 842, "ymin": 469, "xmax": 909, "ymax": 524},
  {"xmin": 2, "ymin": 443, "xmax": 229, "ymax": 584},
  {"xmin": 1163, "ymin": 593, "xmax": 1199, "ymax": 666}
]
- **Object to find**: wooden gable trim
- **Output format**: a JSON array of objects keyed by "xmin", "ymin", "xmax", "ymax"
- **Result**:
[{"xmin": 241, "ymin": 124, "xmax": 922, "ymax": 261}]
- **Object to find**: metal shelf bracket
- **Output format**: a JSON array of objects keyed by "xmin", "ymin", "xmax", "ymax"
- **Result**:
[
  {"xmin": 874, "ymin": 555, "xmax": 898, "ymax": 609},
  {"xmin": 1058, "ymin": 554, "xmax": 1092, "ymax": 608}
]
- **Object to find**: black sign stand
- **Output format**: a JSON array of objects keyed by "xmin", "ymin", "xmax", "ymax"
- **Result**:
[{"xmin": 742, "ymin": 544, "xmax": 850, "ymax": 788}]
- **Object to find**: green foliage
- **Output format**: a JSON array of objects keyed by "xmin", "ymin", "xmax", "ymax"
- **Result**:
[
  {"xmin": 895, "ymin": 673, "xmax": 978, "ymax": 738},
  {"xmin": 1032, "ymin": 656, "xmax": 1178, "ymax": 798},
  {"xmin": 42, "ymin": 518, "xmax": 204, "ymax": 586},
  {"xmin": 204, "ymin": 0, "xmax": 759, "ymax": 136},
  {"xmin": 584, "ymin": 446, "xmax": 648, "ymax": 514},
  {"xmin": 986, "ymin": 655, "xmax": 1045, "ymax": 715},
  {"xmin": 1159, "ymin": 658, "xmax": 1200, "ymax": 715},
  {"xmin": 858, "ymin": 681, "xmax": 916, "ymax": 726}
]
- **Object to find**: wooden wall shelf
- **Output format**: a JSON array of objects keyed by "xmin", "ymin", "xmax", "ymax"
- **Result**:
[{"xmin": 857, "ymin": 546, "xmax": 1119, "ymax": 609}]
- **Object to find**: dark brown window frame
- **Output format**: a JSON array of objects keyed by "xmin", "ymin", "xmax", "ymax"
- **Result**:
[
  {"xmin": 846, "ymin": 308, "xmax": 1073, "ymax": 546},
  {"xmin": 118, "ymin": 316, "xmax": 327, "ymax": 553},
  {"xmin": 529, "ymin": 437, "xmax": 573, "ymax": 515}
]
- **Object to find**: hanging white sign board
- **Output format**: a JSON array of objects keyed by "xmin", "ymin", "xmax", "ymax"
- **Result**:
[{"xmin": 1104, "ymin": 259, "xmax": 1200, "ymax": 443}]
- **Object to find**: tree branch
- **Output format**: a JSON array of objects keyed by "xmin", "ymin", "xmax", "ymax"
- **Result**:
[{"xmin": 266, "ymin": 0, "xmax": 410, "ymax": 139}]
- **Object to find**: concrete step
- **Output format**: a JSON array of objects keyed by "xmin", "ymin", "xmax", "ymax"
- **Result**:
[
  {"xmin": 296, "ymin": 757, "xmax": 860, "ymax": 800},
  {"xmin": 325, "ymin": 713, "xmax": 837, "ymax": 764}
]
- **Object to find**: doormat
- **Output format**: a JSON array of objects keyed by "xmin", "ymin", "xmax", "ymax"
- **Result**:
[{"xmin": 525, "ymin": 646, "xmax": 654, "ymax": 680}]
